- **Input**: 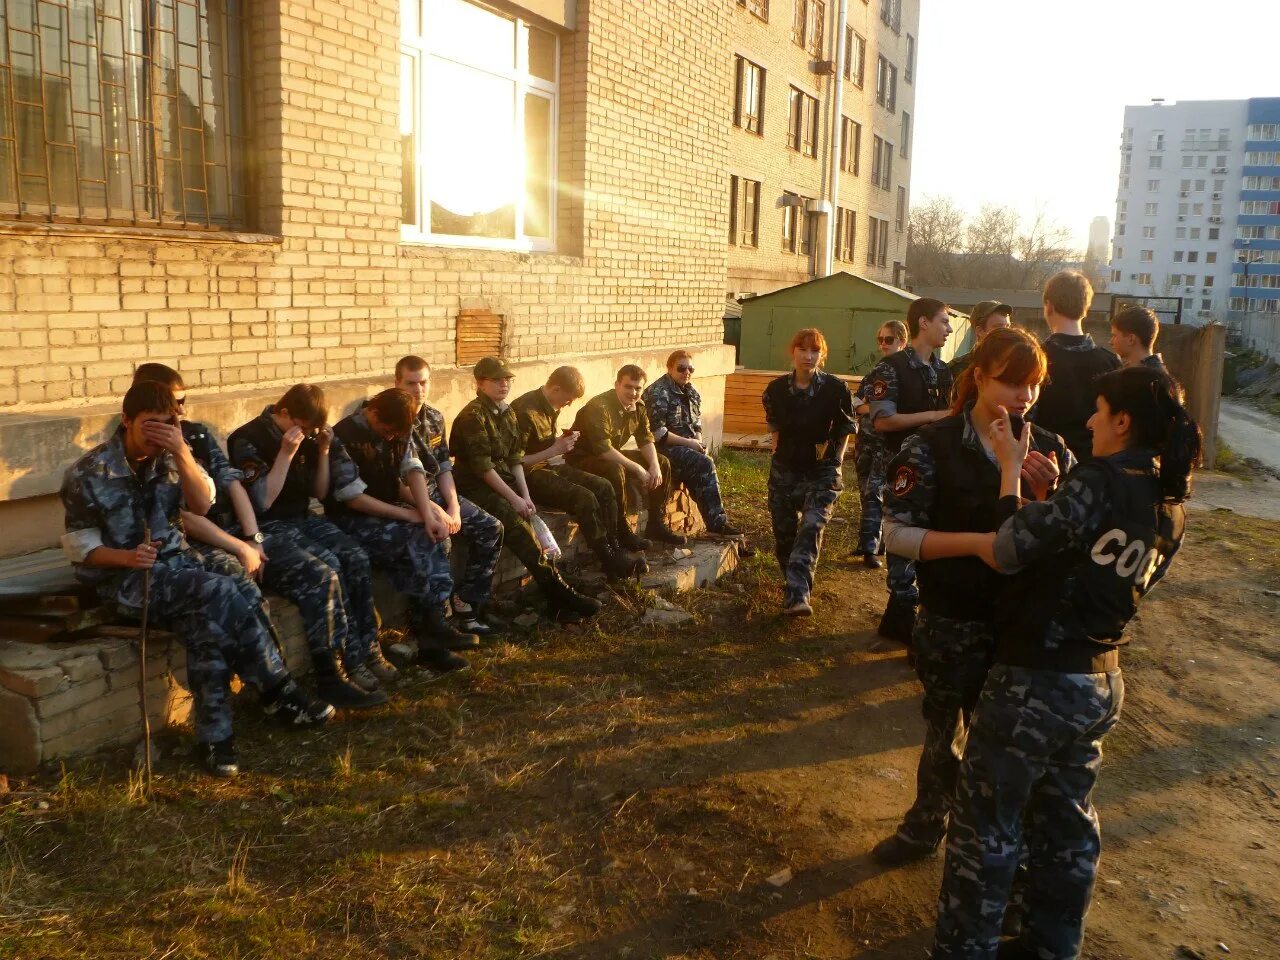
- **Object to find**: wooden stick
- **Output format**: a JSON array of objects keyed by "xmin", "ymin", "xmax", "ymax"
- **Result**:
[{"xmin": 138, "ymin": 523, "xmax": 153, "ymax": 792}]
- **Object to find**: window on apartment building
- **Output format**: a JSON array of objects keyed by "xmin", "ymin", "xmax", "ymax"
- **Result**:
[
  {"xmin": 734, "ymin": 56, "xmax": 766, "ymax": 134},
  {"xmin": 875, "ymin": 57, "xmax": 898, "ymax": 113},
  {"xmin": 1170, "ymin": 274, "xmax": 1182, "ymax": 286},
  {"xmin": 1190, "ymin": 227, "xmax": 1201, "ymax": 239},
  {"xmin": 1207, "ymin": 250, "xmax": 1218, "ymax": 262},
  {"xmin": 1144, "ymin": 203, "xmax": 1158, "ymax": 215},
  {"xmin": 0, "ymin": 0, "xmax": 249, "ymax": 227},
  {"xmin": 905, "ymin": 34, "xmax": 915, "ymax": 83},
  {"xmin": 896, "ymin": 185, "xmax": 906, "ymax": 231},
  {"xmin": 841, "ymin": 117, "xmax": 861, "ymax": 174},
  {"xmin": 782, "ymin": 192, "xmax": 813, "ymax": 254},
  {"xmin": 729, "ymin": 175, "xmax": 760, "ymax": 247},
  {"xmin": 737, "ymin": 0, "xmax": 770, "ymax": 21},
  {"xmin": 1182, "ymin": 155, "xmax": 1193, "ymax": 168},
  {"xmin": 1192, "ymin": 203, "xmax": 1204, "ymax": 215},
  {"xmin": 1148, "ymin": 155, "xmax": 1162, "ymax": 169},
  {"xmin": 1147, "ymin": 179, "xmax": 1160, "ymax": 191},
  {"xmin": 1194, "ymin": 179, "xmax": 1205, "ymax": 191},
  {"xmin": 1249, "ymin": 123, "xmax": 1280, "ymax": 141},
  {"xmin": 1204, "ymin": 276, "xmax": 1214, "ymax": 288},
  {"xmin": 1140, "ymin": 250, "xmax": 1153, "ymax": 262},
  {"xmin": 1183, "ymin": 275, "xmax": 1195, "ymax": 286},
  {"xmin": 1178, "ymin": 203, "xmax": 1188, "ymax": 215},
  {"xmin": 1197, "ymin": 155, "xmax": 1208, "ymax": 168},
  {"xmin": 844, "ymin": 27, "xmax": 866, "ymax": 86},
  {"xmin": 1241, "ymin": 200, "xmax": 1280, "ymax": 216},
  {"xmin": 788, "ymin": 87, "xmax": 819, "ymax": 157},
  {"xmin": 401, "ymin": 0, "xmax": 558, "ymax": 249},
  {"xmin": 1176, "ymin": 227, "xmax": 1186, "ymax": 238},
  {"xmin": 1114, "ymin": 246, "xmax": 1123, "ymax": 259},
  {"xmin": 1187, "ymin": 251, "xmax": 1199, "ymax": 263},
  {"xmin": 1142, "ymin": 226, "xmax": 1156, "ymax": 238},
  {"xmin": 871, "ymin": 136, "xmax": 892, "ymax": 190},
  {"xmin": 1149, "ymin": 131, "xmax": 1165, "ymax": 151},
  {"xmin": 1137, "ymin": 273, "xmax": 1152, "ymax": 285},
  {"xmin": 901, "ymin": 112, "xmax": 911, "ymax": 158},
  {"xmin": 836, "ymin": 206, "xmax": 856, "ymax": 261},
  {"xmin": 792, "ymin": 0, "xmax": 826, "ymax": 56},
  {"xmin": 879, "ymin": 0, "xmax": 902, "ymax": 34},
  {"xmin": 866, "ymin": 215, "xmax": 889, "ymax": 267},
  {"xmin": 1116, "ymin": 224, "xmax": 1125, "ymax": 236},
  {"xmin": 1111, "ymin": 269, "xmax": 1122, "ymax": 282},
  {"xmin": 1173, "ymin": 251, "xmax": 1183, "ymax": 262}
]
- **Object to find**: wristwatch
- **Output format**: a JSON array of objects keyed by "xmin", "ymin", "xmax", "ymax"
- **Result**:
[{"xmin": 244, "ymin": 532, "xmax": 265, "ymax": 544}]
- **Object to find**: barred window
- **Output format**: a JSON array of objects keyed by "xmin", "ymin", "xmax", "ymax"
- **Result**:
[{"xmin": 0, "ymin": 0, "xmax": 249, "ymax": 228}]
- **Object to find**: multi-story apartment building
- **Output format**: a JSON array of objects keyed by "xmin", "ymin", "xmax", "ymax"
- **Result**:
[
  {"xmin": 1110, "ymin": 97, "xmax": 1280, "ymax": 345},
  {"xmin": 727, "ymin": 0, "xmax": 918, "ymax": 298}
]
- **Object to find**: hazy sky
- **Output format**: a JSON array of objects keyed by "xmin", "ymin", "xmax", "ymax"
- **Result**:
[{"xmin": 911, "ymin": 0, "xmax": 1280, "ymax": 249}]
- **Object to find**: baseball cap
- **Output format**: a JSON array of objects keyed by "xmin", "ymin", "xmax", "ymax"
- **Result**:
[
  {"xmin": 971, "ymin": 301, "xmax": 1014, "ymax": 326},
  {"xmin": 473, "ymin": 356, "xmax": 515, "ymax": 380}
]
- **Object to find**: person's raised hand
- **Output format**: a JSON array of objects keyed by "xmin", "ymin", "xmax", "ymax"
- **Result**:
[
  {"xmin": 130, "ymin": 539, "xmax": 162, "ymax": 569},
  {"xmin": 1020, "ymin": 450, "xmax": 1061, "ymax": 501},
  {"xmin": 281, "ymin": 426, "xmax": 306, "ymax": 456},
  {"xmin": 140, "ymin": 419, "xmax": 184, "ymax": 455},
  {"xmin": 989, "ymin": 405, "xmax": 1032, "ymax": 473}
]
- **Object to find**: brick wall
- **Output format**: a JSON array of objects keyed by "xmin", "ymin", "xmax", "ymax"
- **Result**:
[
  {"xmin": 0, "ymin": 0, "xmax": 731, "ymax": 408},
  {"xmin": 726, "ymin": 0, "xmax": 918, "ymax": 296}
]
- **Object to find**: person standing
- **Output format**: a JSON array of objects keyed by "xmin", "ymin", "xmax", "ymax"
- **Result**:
[
  {"xmin": 60, "ymin": 382, "xmax": 333, "ymax": 778},
  {"xmin": 849, "ymin": 320, "xmax": 907, "ymax": 568},
  {"xmin": 761, "ymin": 328, "xmax": 855, "ymax": 616},
  {"xmin": 1109, "ymin": 304, "xmax": 1169, "ymax": 375},
  {"xmin": 922, "ymin": 367, "xmax": 1199, "ymax": 960},
  {"xmin": 228, "ymin": 385, "xmax": 388, "ymax": 709},
  {"xmin": 872, "ymin": 328, "xmax": 1073, "ymax": 866},
  {"xmin": 864, "ymin": 298, "xmax": 956, "ymax": 643},
  {"xmin": 568, "ymin": 365, "xmax": 688, "ymax": 548},
  {"xmin": 949, "ymin": 302, "xmax": 1014, "ymax": 381},
  {"xmin": 1028, "ymin": 270, "xmax": 1122, "ymax": 463},
  {"xmin": 450, "ymin": 357, "xmax": 602, "ymax": 622},
  {"xmin": 643, "ymin": 350, "xmax": 748, "ymax": 544},
  {"xmin": 511, "ymin": 366, "xmax": 645, "ymax": 581},
  {"xmin": 394, "ymin": 356, "xmax": 505, "ymax": 635},
  {"xmin": 327, "ymin": 388, "xmax": 478, "ymax": 674}
]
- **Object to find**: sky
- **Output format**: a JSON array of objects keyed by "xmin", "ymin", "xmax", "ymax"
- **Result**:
[{"xmin": 911, "ymin": 0, "xmax": 1280, "ymax": 250}]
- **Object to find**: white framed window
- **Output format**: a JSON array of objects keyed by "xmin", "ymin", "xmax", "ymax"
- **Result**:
[
  {"xmin": 1140, "ymin": 249, "xmax": 1153, "ymax": 262},
  {"xmin": 1190, "ymin": 227, "xmax": 1201, "ymax": 239},
  {"xmin": 1170, "ymin": 274, "xmax": 1182, "ymax": 286},
  {"xmin": 1137, "ymin": 272, "xmax": 1152, "ymax": 285},
  {"xmin": 1144, "ymin": 203, "xmax": 1158, "ymax": 215},
  {"xmin": 1176, "ymin": 227, "xmax": 1186, "ymax": 239},
  {"xmin": 1148, "ymin": 155, "xmax": 1163, "ymax": 169},
  {"xmin": 1142, "ymin": 226, "xmax": 1156, "ymax": 238},
  {"xmin": 401, "ymin": 0, "xmax": 559, "ymax": 251},
  {"xmin": 1147, "ymin": 179, "xmax": 1160, "ymax": 191}
]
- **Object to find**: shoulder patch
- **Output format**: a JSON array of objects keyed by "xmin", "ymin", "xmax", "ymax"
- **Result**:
[
  {"xmin": 869, "ymin": 379, "xmax": 890, "ymax": 401},
  {"xmin": 890, "ymin": 463, "xmax": 918, "ymax": 498},
  {"xmin": 241, "ymin": 461, "xmax": 262, "ymax": 483}
]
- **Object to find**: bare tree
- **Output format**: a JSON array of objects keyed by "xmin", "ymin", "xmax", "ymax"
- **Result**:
[{"xmin": 907, "ymin": 195, "xmax": 966, "ymax": 286}]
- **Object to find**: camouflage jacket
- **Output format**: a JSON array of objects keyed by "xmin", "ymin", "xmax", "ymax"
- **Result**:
[
  {"xmin": 413, "ymin": 404, "xmax": 453, "ymax": 494},
  {"xmin": 511, "ymin": 387, "xmax": 562, "ymax": 469},
  {"xmin": 59, "ymin": 428, "xmax": 213, "ymax": 583},
  {"xmin": 181, "ymin": 419, "xmax": 240, "ymax": 529},
  {"xmin": 643, "ymin": 374, "xmax": 703, "ymax": 442},
  {"xmin": 328, "ymin": 407, "xmax": 439, "ymax": 514},
  {"xmin": 865, "ymin": 346, "xmax": 951, "ymax": 423},
  {"xmin": 570, "ymin": 389, "xmax": 655, "ymax": 457},
  {"xmin": 450, "ymin": 393, "xmax": 524, "ymax": 487}
]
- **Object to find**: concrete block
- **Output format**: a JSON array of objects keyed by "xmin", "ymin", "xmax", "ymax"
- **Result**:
[
  {"xmin": 0, "ymin": 685, "xmax": 41, "ymax": 771},
  {"xmin": 58, "ymin": 654, "xmax": 104, "ymax": 684},
  {"xmin": 34, "ymin": 676, "xmax": 107, "ymax": 720},
  {"xmin": 0, "ymin": 665, "xmax": 69, "ymax": 698},
  {"xmin": 98, "ymin": 643, "xmax": 138, "ymax": 670}
]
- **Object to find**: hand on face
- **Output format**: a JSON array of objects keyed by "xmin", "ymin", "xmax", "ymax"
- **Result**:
[
  {"xmin": 139, "ymin": 417, "xmax": 183, "ymax": 455},
  {"xmin": 989, "ymin": 404, "xmax": 1032, "ymax": 471},
  {"xmin": 281, "ymin": 426, "xmax": 306, "ymax": 455},
  {"xmin": 1020, "ymin": 450, "xmax": 1060, "ymax": 501}
]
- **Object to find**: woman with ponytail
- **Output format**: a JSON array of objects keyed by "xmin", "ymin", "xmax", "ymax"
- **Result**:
[
  {"xmin": 850, "ymin": 319, "xmax": 908, "ymax": 568},
  {"xmin": 873, "ymin": 327, "xmax": 1074, "ymax": 866},
  {"xmin": 924, "ymin": 366, "xmax": 1201, "ymax": 960}
]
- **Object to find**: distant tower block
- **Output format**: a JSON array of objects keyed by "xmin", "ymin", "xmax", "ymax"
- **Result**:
[{"xmin": 1088, "ymin": 216, "xmax": 1111, "ymax": 262}]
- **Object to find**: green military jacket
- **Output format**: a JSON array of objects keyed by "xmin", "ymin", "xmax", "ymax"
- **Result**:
[
  {"xmin": 511, "ymin": 387, "xmax": 560, "ymax": 470},
  {"xmin": 569, "ymin": 389, "xmax": 654, "ymax": 458},
  {"xmin": 449, "ymin": 393, "xmax": 524, "ymax": 488}
]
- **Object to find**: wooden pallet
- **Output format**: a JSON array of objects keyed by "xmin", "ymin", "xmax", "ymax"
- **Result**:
[{"xmin": 723, "ymin": 369, "xmax": 862, "ymax": 436}]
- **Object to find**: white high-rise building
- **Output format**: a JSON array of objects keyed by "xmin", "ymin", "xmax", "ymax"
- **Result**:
[{"xmin": 1087, "ymin": 216, "xmax": 1110, "ymax": 262}]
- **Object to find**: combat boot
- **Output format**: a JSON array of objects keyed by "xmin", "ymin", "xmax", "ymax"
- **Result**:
[
  {"xmin": 870, "ymin": 830, "xmax": 939, "ymax": 866},
  {"xmin": 420, "ymin": 605, "xmax": 481, "ymax": 650},
  {"xmin": 644, "ymin": 520, "xmax": 687, "ymax": 547},
  {"xmin": 263, "ymin": 678, "xmax": 336, "ymax": 727},
  {"xmin": 196, "ymin": 736, "xmax": 239, "ymax": 778},
  {"xmin": 347, "ymin": 661, "xmax": 384, "ymax": 693},
  {"xmin": 539, "ymin": 570, "xmax": 602, "ymax": 622},
  {"xmin": 617, "ymin": 526, "xmax": 651, "ymax": 552},
  {"xmin": 591, "ymin": 537, "xmax": 644, "ymax": 582},
  {"xmin": 877, "ymin": 597, "xmax": 917, "ymax": 645},
  {"xmin": 417, "ymin": 645, "xmax": 470, "ymax": 673},
  {"xmin": 454, "ymin": 598, "xmax": 504, "ymax": 637},
  {"xmin": 365, "ymin": 643, "xmax": 400, "ymax": 684},
  {"xmin": 314, "ymin": 652, "xmax": 389, "ymax": 709}
]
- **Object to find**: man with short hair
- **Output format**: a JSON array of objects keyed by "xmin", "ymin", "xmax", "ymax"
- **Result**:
[
  {"xmin": 644, "ymin": 350, "xmax": 748, "ymax": 543},
  {"xmin": 449, "ymin": 357, "xmax": 602, "ymax": 622},
  {"xmin": 865, "ymin": 298, "xmax": 955, "ymax": 644},
  {"xmin": 511, "ymin": 365, "xmax": 645, "ymax": 581},
  {"xmin": 61, "ymin": 382, "xmax": 333, "ymax": 778},
  {"xmin": 228, "ymin": 385, "xmax": 388, "ymax": 709},
  {"xmin": 326, "ymin": 388, "xmax": 477, "ymax": 673},
  {"xmin": 948, "ymin": 302, "xmax": 1013, "ymax": 380},
  {"xmin": 1110, "ymin": 305, "xmax": 1169, "ymax": 374},
  {"xmin": 394, "ymin": 356, "xmax": 505, "ymax": 635},
  {"xmin": 568, "ymin": 364, "xmax": 686, "ymax": 548},
  {"xmin": 1029, "ymin": 270, "xmax": 1122, "ymax": 462}
]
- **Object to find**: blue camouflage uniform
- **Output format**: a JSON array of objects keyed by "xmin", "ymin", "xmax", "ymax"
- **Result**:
[
  {"xmin": 865, "ymin": 346, "xmax": 953, "ymax": 606},
  {"xmin": 761, "ymin": 371, "xmax": 855, "ymax": 606},
  {"xmin": 642, "ymin": 373, "xmax": 730, "ymax": 533},
  {"xmin": 852, "ymin": 376, "xmax": 888, "ymax": 555},
  {"xmin": 59, "ymin": 430, "xmax": 289, "ymax": 745},
  {"xmin": 1141, "ymin": 353, "xmax": 1169, "ymax": 375},
  {"xmin": 414, "ymin": 404, "xmax": 504, "ymax": 607},
  {"xmin": 227, "ymin": 407, "xmax": 377, "ymax": 670},
  {"xmin": 932, "ymin": 448, "xmax": 1184, "ymax": 960},
  {"xmin": 881, "ymin": 406, "xmax": 1074, "ymax": 851},
  {"xmin": 326, "ymin": 407, "xmax": 457, "ymax": 634}
]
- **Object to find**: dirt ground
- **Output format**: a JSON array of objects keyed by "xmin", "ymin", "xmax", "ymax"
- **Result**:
[{"xmin": 2, "ymin": 453, "xmax": 1279, "ymax": 960}]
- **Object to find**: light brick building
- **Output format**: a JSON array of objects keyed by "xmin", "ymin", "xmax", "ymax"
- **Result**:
[
  {"xmin": 726, "ymin": 0, "xmax": 918, "ymax": 299},
  {"xmin": 0, "ymin": 0, "xmax": 740, "ymax": 560}
]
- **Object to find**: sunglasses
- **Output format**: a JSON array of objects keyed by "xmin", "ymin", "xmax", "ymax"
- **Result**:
[
  {"xmin": 877, "ymin": 336, "xmax": 899, "ymax": 345},
  {"xmin": 676, "ymin": 365, "xmax": 694, "ymax": 373}
]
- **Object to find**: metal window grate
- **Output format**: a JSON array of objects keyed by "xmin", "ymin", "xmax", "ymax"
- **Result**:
[{"xmin": 0, "ymin": 0, "xmax": 248, "ymax": 228}]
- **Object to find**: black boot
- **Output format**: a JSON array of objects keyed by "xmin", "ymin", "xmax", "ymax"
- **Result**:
[
  {"xmin": 870, "ymin": 830, "xmax": 939, "ymax": 866},
  {"xmin": 314, "ymin": 652, "xmax": 389, "ymax": 709},
  {"xmin": 263, "ymin": 677, "xmax": 335, "ymax": 727},
  {"xmin": 421, "ymin": 605, "xmax": 481, "ymax": 650},
  {"xmin": 591, "ymin": 537, "xmax": 643, "ymax": 582},
  {"xmin": 455, "ymin": 600, "xmax": 504, "ymax": 637},
  {"xmin": 196, "ymin": 736, "xmax": 239, "ymax": 778},
  {"xmin": 417, "ymin": 645, "xmax": 470, "ymax": 673},
  {"xmin": 609, "ymin": 535, "xmax": 648, "ymax": 575},
  {"xmin": 877, "ymin": 598, "xmax": 917, "ymax": 645},
  {"xmin": 645, "ymin": 521, "xmax": 688, "ymax": 546},
  {"xmin": 539, "ymin": 570, "xmax": 602, "ymax": 622},
  {"xmin": 617, "ymin": 526, "xmax": 651, "ymax": 552}
]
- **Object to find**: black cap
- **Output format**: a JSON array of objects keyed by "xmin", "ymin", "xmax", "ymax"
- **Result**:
[
  {"xmin": 971, "ymin": 301, "xmax": 1013, "ymax": 326},
  {"xmin": 473, "ymin": 357, "xmax": 514, "ymax": 380}
]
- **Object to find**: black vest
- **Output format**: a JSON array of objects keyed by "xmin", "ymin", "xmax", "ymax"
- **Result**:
[
  {"xmin": 916, "ymin": 416, "xmax": 1069, "ymax": 622},
  {"xmin": 181, "ymin": 420, "xmax": 233, "ymax": 528},
  {"xmin": 1033, "ymin": 341, "xmax": 1120, "ymax": 463},
  {"xmin": 330, "ymin": 413, "xmax": 403, "ymax": 509},
  {"xmin": 765, "ymin": 374, "xmax": 851, "ymax": 473},
  {"xmin": 996, "ymin": 459, "xmax": 1185, "ymax": 672},
  {"xmin": 226, "ymin": 415, "xmax": 317, "ymax": 523},
  {"xmin": 881, "ymin": 350, "xmax": 953, "ymax": 455}
]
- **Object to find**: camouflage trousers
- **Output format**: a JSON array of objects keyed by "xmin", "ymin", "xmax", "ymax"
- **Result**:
[
  {"xmin": 101, "ymin": 553, "xmax": 289, "ymax": 744},
  {"xmin": 887, "ymin": 553, "xmax": 919, "ymax": 606},
  {"xmin": 931, "ymin": 664, "xmax": 1125, "ymax": 960},
  {"xmin": 569, "ymin": 451, "xmax": 674, "ymax": 535},
  {"xmin": 767, "ymin": 462, "xmax": 842, "ymax": 604},
  {"xmin": 663, "ymin": 444, "xmax": 729, "ymax": 532},
  {"xmin": 258, "ymin": 516, "xmax": 377, "ymax": 669},
  {"xmin": 457, "ymin": 481, "xmax": 559, "ymax": 587},
  {"xmin": 187, "ymin": 541, "xmax": 278, "ymax": 643},
  {"xmin": 330, "ymin": 512, "xmax": 454, "ymax": 628},
  {"xmin": 429, "ymin": 491, "xmax": 504, "ymax": 606},
  {"xmin": 897, "ymin": 611, "xmax": 995, "ymax": 847},
  {"xmin": 853, "ymin": 435, "xmax": 886, "ymax": 554},
  {"xmin": 525, "ymin": 464, "xmax": 616, "ymax": 545}
]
